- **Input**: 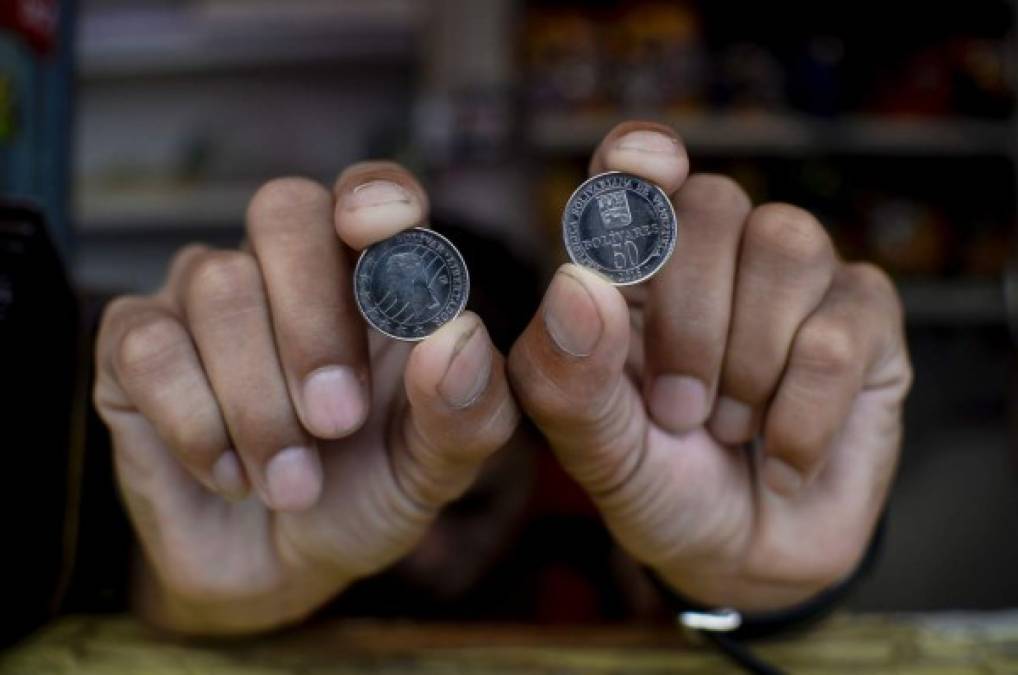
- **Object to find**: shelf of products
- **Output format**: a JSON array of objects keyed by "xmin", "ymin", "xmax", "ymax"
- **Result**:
[
  {"xmin": 75, "ymin": 182, "xmax": 255, "ymax": 231},
  {"xmin": 522, "ymin": 2, "xmax": 1015, "ymax": 122},
  {"xmin": 521, "ymin": 0, "xmax": 1017, "ymax": 329},
  {"xmin": 78, "ymin": 0, "xmax": 421, "ymax": 79},
  {"xmin": 529, "ymin": 112, "xmax": 1017, "ymax": 156}
]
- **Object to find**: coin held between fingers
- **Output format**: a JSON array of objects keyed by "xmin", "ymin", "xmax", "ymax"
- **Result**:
[
  {"xmin": 562, "ymin": 171, "xmax": 678, "ymax": 286},
  {"xmin": 354, "ymin": 227, "xmax": 471, "ymax": 341}
]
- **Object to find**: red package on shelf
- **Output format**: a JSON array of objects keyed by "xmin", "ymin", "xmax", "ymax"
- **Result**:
[{"xmin": 0, "ymin": 0, "xmax": 60, "ymax": 55}]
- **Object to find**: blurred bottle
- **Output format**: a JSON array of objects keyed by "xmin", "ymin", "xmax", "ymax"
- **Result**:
[
  {"xmin": 716, "ymin": 42, "xmax": 787, "ymax": 113},
  {"xmin": 962, "ymin": 220, "xmax": 1013, "ymax": 278},
  {"xmin": 950, "ymin": 38, "xmax": 1014, "ymax": 118},
  {"xmin": 869, "ymin": 37, "xmax": 1014, "ymax": 119},
  {"xmin": 864, "ymin": 196, "xmax": 953, "ymax": 277},
  {"xmin": 607, "ymin": 2, "xmax": 707, "ymax": 113},
  {"xmin": 787, "ymin": 36, "xmax": 846, "ymax": 117},
  {"xmin": 524, "ymin": 8, "xmax": 604, "ymax": 113}
]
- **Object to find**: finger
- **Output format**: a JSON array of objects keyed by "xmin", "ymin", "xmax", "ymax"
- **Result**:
[
  {"xmin": 333, "ymin": 160, "xmax": 430, "ymax": 250},
  {"xmin": 709, "ymin": 204, "xmax": 837, "ymax": 445},
  {"xmin": 762, "ymin": 263, "xmax": 907, "ymax": 496},
  {"xmin": 389, "ymin": 312, "xmax": 520, "ymax": 511},
  {"xmin": 589, "ymin": 120, "xmax": 690, "ymax": 195},
  {"xmin": 97, "ymin": 296, "xmax": 248, "ymax": 500},
  {"xmin": 508, "ymin": 264, "xmax": 648, "ymax": 500},
  {"xmin": 643, "ymin": 174, "xmax": 752, "ymax": 433},
  {"xmin": 181, "ymin": 249, "xmax": 321, "ymax": 512},
  {"xmin": 246, "ymin": 177, "xmax": 369, "ymax": 440},
  {"xmin": 157, "ymin": 243, "xmax": 211, "ymax": 304},
  {"xmin": 279, "ymin": 312, "xmax": 519, "ymax": 575}
]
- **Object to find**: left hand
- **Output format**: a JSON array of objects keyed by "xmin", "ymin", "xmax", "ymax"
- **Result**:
[
  {"xmin": 93, "ymin": 164, "xmax": 520, "ymax": 634},
  {"xmin": 508, "ymin": 121, "xmax": 912, "ymax": 611}
]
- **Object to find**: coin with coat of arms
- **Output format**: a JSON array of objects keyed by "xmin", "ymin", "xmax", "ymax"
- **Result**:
[
  {"xmin": 562, "ymin": 171, "xmax": 678, "ymax": 285},
  {"xmin": 354, "ymin": 227, "xmax": 470, "ymax": 341}
]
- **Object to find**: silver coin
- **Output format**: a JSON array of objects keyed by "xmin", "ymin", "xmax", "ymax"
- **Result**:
[
  {"xmin": 562, "ymin": 171, "xmax": 678, "ymax": 285},
  {"xmin": 354, "ymin": 227, "xmax": 470, "ymax": 341}
]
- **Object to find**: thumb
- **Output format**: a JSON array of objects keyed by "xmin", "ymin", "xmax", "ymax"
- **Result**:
[
  {"xmin": 508, "ymin": 264, "xmax": 648, "ymax": 503},
  {"xmin": 279, "ymin": 313, "xmax": 520, "ymax": 581},
  {"xmin": 392, "ymin": 312, "xmax": 520, "ymax": 510}
]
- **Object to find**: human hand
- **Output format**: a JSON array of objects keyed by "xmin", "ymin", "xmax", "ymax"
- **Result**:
[
  {"xmin": 508, "ymin": 122, "xmax": 911, "ymax": 611},
  {"xmin": 94, "ymin": 164, "xmax": 519, "ymax": 634}
]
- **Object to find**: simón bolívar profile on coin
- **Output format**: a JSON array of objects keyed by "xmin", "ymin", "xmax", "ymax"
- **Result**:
[
  {"xmin": 354, "ymin": 227, "xmax": 470, "ymax": 342},
  {"xmin": 562, "ymin": 171, "xmax": 678, "ymax": 285}
]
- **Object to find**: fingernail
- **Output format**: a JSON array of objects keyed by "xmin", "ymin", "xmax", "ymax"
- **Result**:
[
  {"xmin": 650, "ymin": 375, "xmax": 708, "ymax": 432},
  {"xmin": 543, "ymin": 269, "xmax": 602, "ymax": 357},
  {"xmin": 763, "ymin": 456, "xmax": 805, "ymax": 497},
  {"xmin": 345, "ymin": 180, "xmax": 412, "ymax": 210},
  {"xmin": 302, "ymin": 366, "xmax": 367, "ymax": 437},
  {"xmin": 615, "ymin": 129, "xmax": 680, "ymax": 155},
  {"xmin": 211, "ymin": 450, "xmax": 248, "ymax": 501},
  {"xmin": 265, "ymin": 446, "xmax": 323, "ymax": 512},
  {"xmin": 711, "ymin": 396, "xmax": 756, "ymax": 444},
  {"xmin": 438, "ymin": 321, "xmax": 491, "ymax": 408}
]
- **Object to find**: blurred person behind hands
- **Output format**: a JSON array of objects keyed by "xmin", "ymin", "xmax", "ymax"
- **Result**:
[{"xmin": 90, "ymin": 121, "xmax": 911, "ymax": 634}]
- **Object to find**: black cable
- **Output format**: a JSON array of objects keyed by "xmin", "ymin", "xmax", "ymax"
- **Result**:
[{"xmin": 703, "ymin": 632, "xmax": 788, "ymax": 675}]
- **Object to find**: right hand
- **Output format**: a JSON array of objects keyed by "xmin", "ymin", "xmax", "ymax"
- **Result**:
[{"xmin": 93, "ymin": 163, "xmax": 519, "ymax": 635}]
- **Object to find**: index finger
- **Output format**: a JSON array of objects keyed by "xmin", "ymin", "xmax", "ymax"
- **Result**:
[
  {"xmin": 246, "ymin": 177, "xmax": 370, "ymax": 440},
  {"xmin": 333, "ymin": 160, "xmax": 431, "ymax": 250},
  {"xmin": 588, "ymin": 120, "xmax": 690, "ymax": 195}
]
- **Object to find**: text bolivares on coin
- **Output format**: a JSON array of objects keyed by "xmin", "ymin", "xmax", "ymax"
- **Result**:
[
  {"xmin": 562, "ymin": 171, "xmax": 678, "ymax": 285},
  {"xmin": 354, "ymin": 227, "xmax": 470, "ymax": 341}
]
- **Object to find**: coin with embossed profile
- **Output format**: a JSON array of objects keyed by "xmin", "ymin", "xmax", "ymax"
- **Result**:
[
  {"xmin": 562, "ymin": 171, "xmax": 678, "ymax": 285},
  {"xmin": 354, "ymin": 227, "xmax": 470, "ymax": 341}
]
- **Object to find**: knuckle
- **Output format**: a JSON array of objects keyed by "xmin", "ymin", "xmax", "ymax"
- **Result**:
[
  {"xmin": 247, "ymin": 176, "xmax": 329, "ymax": 225},
  {"xmin": 794, "ymin": 316, "xmax": 858, "ymax": 378},
  {"xmin": 747, "ymin": 203, "xmax": 831, "ymax": 267},
  {"xmin": 679, "ymin": 173, "xmax": 752, "ymax": 218},
  {"xmin": 847, "ymin": 261, "xmax": 894, "ymax": 295},
  {"xmin": 185, "ymin": 250, "xmax": 261, "ymax": 307},
  {"xmin": 98, "ymin": 295, "xmax": 144, "ymax": 335},
  {"xmin": 162, "ymin": 245, "xmax": 211, "ymax": 296},
  {"xmin": 772, "ymin": 438, "xmax": 822, "ymax": 476},
  {"xmin": 722, "ymin": 351, "xmax": 779, "ymax": 404},
  {"xmin": 766, "ymin": 413, "xmax": 828, "ymax": 474},
  {"xmin": 389, "ymin": 415, "xmax": 470, "ymax": 512},
  {"xmin": 172, "ymin": 418, "xmax": 226, "ymax": 467},
  {"xmin": 116, "ymin": 314, "xmax": 189, "ymax": 379},
  {"xmin": 167, "ymin": 243, "xmax": 210, "ymax": 273},
  {"xmin": 845, "ymin": 262, "xmax": 903, "ymax": 315},
  {"xmin": 230, "ymin": 407, "xmax": 302, "ymax": 459}
]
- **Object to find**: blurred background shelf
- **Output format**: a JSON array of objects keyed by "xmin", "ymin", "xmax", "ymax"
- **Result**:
[
  {"xmin": 78, "ymin": 0, "xmax": 421, "ymax": 79},
  {"xmin": 529, "ymin": 112, "xmax": 1018, "ymax": 156},
  {"xmin": 899, "ymin": 280, "xmax": 1006, "ymax": 324},
  {"xmin": 75, "ymin": 183, "xmax": 254, "ymax": 231}
]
